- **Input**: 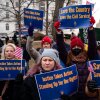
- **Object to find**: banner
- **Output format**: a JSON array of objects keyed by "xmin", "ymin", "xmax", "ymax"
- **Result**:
[
  {"xmin": 24, "ymin": 8, "xmax": 44, "ymax": 30},
  {"xmin": 35, "ymin": 64, "xmax": 78, "ymax": 100},
  {"xmin": 59, "ymin": 5, "xmax": 92, "ymax": 29},
  {"xmin": 88, "ymin": 60, "xmax": 100, "ymax": 88},
  {"xmin": 0, "ymin": 60, "xmax": 25, "ymax": 80}
]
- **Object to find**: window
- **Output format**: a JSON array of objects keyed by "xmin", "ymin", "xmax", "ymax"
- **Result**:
[
  {"xmin": 6, "ymin": 2, "xmax": 9, "ymax": 7},
  {"xmin": 6, "ymin": 12, "xmax": 9, "ymax": 18},
  {"xmin": 6, "ymin": 23, "xmax": 9, "ymax": 30}
]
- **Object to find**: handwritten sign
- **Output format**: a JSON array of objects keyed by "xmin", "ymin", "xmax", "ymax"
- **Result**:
[
  {"xmin": 88, "ymin": 60, "xmax": 100, "ymax": 88},
  {"xmin": 24, "ymin": 8, "xmax": 44, "ymax": 30},
  {"xmin": 35, "ymin": 64, "xmax": 78, "ymax": 100},
  {"xmin": 59, "ymin": 5, "xmax": 92, "ymax": 29},
  {"xmin": 0, "ymin": 60, "xmax": 25, "ymax": 80}
]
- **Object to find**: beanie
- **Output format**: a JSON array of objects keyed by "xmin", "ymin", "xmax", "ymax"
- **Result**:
[
  {"xmin": 41, "ymin": 49, "xmax": 60, "ymax": 64},
  {"xmin": 70, "ymin": 36, "xmax": 84, "ymax": 50},
  {"xmin": 41, "ymin": 36, "xmax": 52, "ymax": 45}
]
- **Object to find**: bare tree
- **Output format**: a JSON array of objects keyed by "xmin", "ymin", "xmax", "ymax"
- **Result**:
[
  {"xmin": 51, "ymin": 0, "xmax": 65, "ymax": 39},
  {"xmin": 0, "ymin": 0, "xmax": 34, "ymax": 46}
]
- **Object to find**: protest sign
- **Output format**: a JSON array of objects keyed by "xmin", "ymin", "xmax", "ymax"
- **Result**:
[
  {"xmin": 35, "ymin": 64, "xmax": 78, "ymax": 100},
  {"xmin": 0, "ymin": 60, "xmax": 25, "ymax": 80},
  {"xmin": 59, "ymin": 5, "xmax": 92, "ymax": 29},
  {"xmin": 24, "ymin": 8, "xmax": 44, "ymax": 30},
  {"xmin": 88, "ymin": 60, "xmax": 100, "ymax": 88}
]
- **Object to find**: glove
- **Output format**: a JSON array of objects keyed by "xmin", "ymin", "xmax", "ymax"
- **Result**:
[
  {"xmin": 60, "ymin": 94, "xmax": 71, "ymax": 100},
  {"xmin": 90, "ymin": 16, "xmax": 95, "ymax": 26},
  {"xmin": 28, "ymin": 25, "xmax": 34, "ymax": 36},
  {"xmin": 87, "ymin": 80, "xmax": 97, "ymax": 93},
  {"xmin": 54, "ymin": 21, "xmax": 61, "ymax": 32}
]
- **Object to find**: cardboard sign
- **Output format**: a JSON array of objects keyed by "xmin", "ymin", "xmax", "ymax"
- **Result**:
[
  {"xmin": 35, "ymin": 64, "xmax": 78, "ymax": 100},
  {"xmin": 59, "ymin": 5, "xmax": 92, "ymax": 29},
  {"xmin": 24, "ymin": 8, "xmax": 44, "ymax": 30},
  {"xmin": 0, "ymin": 60, "xmax": 25, "ymax": 80}
]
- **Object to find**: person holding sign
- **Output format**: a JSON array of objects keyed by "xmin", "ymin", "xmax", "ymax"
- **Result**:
[
  {"xmin": 26, "ymin": 25, "xmax": 53, "ymax": 64},
  {"xmin": 0, "ymin": 43, "xmax": 22, "ymax": 100},
  {"xmin": 1, "ymin": 43, "xmax": 19, "ymax": 60},
  {"xmin": 54, "ymin": 16, "xmax": 98, "ymax": 100},
  {"xmin": 13, "ymin": 49, "xmax": 71, "ymax": 100}
]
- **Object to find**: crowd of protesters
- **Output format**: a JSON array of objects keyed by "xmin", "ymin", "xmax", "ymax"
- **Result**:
[{"xmin": 0, "ymin": 15, "xmax": 100, "ymax": 100}]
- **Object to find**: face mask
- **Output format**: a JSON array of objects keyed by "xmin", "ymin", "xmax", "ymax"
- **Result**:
[{"xmin": 72, "ymin": 48, "xmax": 82, "ymax": 56}]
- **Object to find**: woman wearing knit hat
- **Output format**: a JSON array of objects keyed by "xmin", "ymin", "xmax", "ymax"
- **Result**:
[
  {"xmin": 54, "ymin": 16, "xmax": 99, "ymax": 100},
  {"xmin": 39, "ymin": 36, "xmax": 52, "ymax": 54},
  {"xmin": 13, "ymin": 49, "xmax": 71, "ymax": 100},
  {"xmin": 41, "ymin": 36, "xmax": 52, "ymax": 48},
  {"xmin": 26, "ymin": 25, "xmax": 53, "ymax": 64},
  {"xmin": 26, "ymin": 25, "xmax": 65, "ymax": 68}
]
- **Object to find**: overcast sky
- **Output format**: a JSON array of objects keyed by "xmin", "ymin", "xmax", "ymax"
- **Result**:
[{"xmin": 82, "ymin": 0, "xmax": 100, "ymax": 27}]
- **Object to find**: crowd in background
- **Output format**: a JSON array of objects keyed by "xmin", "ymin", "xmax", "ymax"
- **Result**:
[{"xmin": 0, "ymin": 16, "xmax": 100, "ymax": 100}]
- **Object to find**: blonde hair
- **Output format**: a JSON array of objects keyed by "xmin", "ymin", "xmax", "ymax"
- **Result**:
[{"xmin": 1, "ymin": 43, "xmax": 16, "ymax": 59}]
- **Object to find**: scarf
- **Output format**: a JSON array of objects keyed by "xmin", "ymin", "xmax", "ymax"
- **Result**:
[{"xmin": 67, "ymin": 50, "xmax": 88, "ymax": 66}]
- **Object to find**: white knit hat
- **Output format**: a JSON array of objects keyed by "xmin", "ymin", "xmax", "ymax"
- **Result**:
[{"xmin": 41, "ymin": 49, "xmax": 60, "ymax": 64}]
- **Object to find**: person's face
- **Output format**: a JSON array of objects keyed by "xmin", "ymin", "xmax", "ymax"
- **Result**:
[
  {"xmin": 42, "ymin": 42, "xmax": 51, "ymax": 49},
  {"xmin": 4, "ymin": 46, "xmax": 15, "ymax": 60},
  {"xmin": 72, "ymin": 46, "xmax": 82, "ymax": 56},
  {"xmin": 21, "ymin": 38, "xmax": 27, "ymax": 45},
  {"xmin": 41, "ymin": 57, "xmax": 55, "ymax": 72}
]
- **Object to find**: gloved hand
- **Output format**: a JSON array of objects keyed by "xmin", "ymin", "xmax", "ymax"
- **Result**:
[
  {"xmin": 54, "ymin": 21, "xmax": 61, "ymax": 32},
  {"xmin": 90, "ymin": 16, "xmax": 95, "ymax": 26},
  {"xmin": 87, "ymin": 80, "xmax": 97, "ymax": 93},
  {"xmin": 28, "ymin": 25, "xmax": 34, "ymax": 36}
]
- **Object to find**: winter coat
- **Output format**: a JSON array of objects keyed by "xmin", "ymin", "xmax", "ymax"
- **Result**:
[
  {"xmin": 56, "ymin": 28, "xmax": 98, "ymax": 100},
  {"xmin": 13, "ymin": 64, "xmax": 66, "ymax": 100},
  {"xmin": 0, "ymin": 80, "xmax": 14, "ymax": 100}
]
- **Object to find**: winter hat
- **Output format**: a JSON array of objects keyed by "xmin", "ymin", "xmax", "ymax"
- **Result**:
[
  {"xmin": 70, "ymin": 36, "xmax": 84, "ymax": 50},
  {"xmin": 41, "ymin": 49, "xmax": 60, "ymax": 64},
  {"xmin": 41, "ymin": 36, "xmax": 52, "ymax": 45}
]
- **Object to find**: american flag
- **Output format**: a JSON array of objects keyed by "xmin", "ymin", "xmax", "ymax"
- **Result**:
[
  {"xmin": 14, "ymin": 46, "xmax": 23, "ymax": 59},
  {"xmin": 88, "ymin": 61, "xmax": 95, "ymax": 73}
]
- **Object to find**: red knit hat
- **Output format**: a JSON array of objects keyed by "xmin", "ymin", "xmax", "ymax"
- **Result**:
[
  {"xmin": 70, "ymin": 36, "xmax": 84, "ymax": 50},
  {"xmin": 41, "ymin": 36, "xmax": 52, "ymax": 45}
]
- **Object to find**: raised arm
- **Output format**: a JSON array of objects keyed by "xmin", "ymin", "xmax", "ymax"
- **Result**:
[
  {"xmin": 26, "ymin": 26, "xmax": 41, "ymax": 63},
  {"xmin": 88, "ymin": 16, "xmax": 97, "ymax": 60},
  {"xmin": 54, "ymin": 21, "xmax": 68, "ymax": 65}
]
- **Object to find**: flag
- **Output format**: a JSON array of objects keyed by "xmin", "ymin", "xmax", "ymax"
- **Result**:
[
  {"xmin": 14, "ymin": 46, "xmax": 23, "ymax": 59},
  {"xmin": 88, "ymin": 61, "xmax": 95, "ymax": 73}
]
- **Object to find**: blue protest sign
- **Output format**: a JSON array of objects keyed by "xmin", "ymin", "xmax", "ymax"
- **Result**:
[
  {"xmin": 0, "ymin": 60, "xmax": 25, "ymax": 80},
  {"xmin": 87, "ymin": 60, "xmax": 100, "ymax": 88},
  {"xmin": 59, "ymin": 5, "xmax": 92, "ymax": 29},
  {"xmin": 24, "ymin": 8, "xmax": 44, "ymax": 30},
  {"xmin": 35, "ymin": 64, "xmax": 78, "ymax": 100}
]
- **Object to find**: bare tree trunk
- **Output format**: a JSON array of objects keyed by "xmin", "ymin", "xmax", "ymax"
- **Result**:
[
  {"xmin": 46, "ymin": 0, "xmax": 49, "ymax": 35},
  {"xmin": 18, "ymin": 0, "xmax": 21, "ymax": 47},
  {"xmin": 52, "ymin": 0, "xmax": 65, "ymax": 39}
]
